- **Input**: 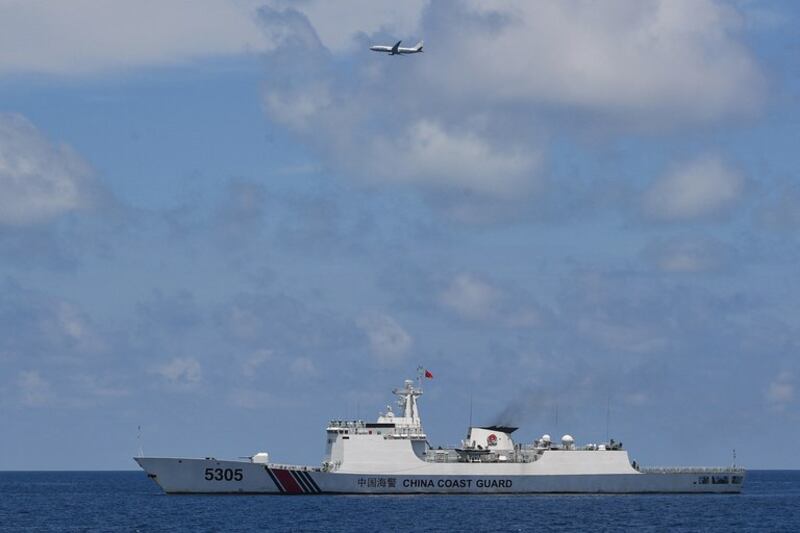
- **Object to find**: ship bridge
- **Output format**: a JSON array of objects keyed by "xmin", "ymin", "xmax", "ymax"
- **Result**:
[
  {"xmin": 325, "ymin": 379, "xmax": 426, "ymax": 439},
  {"xmin": 322, "ymin": 379, "xmax": 428, "ymax": 472}
]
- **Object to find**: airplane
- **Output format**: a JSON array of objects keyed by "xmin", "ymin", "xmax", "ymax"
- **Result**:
[{"xmin": 370, "ymin": 40, "xmax": 423, "ymax": 55}]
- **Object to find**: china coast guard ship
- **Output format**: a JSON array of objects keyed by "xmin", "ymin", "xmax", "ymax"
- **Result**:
[{"xmin": 135, "ymin": 376, "xmax": 744, "ymax": 494}]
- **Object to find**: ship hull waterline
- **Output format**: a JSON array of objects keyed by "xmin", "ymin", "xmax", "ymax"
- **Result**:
[{"xmin": 135, "ymin": 457, "xmax": 743, "ymax": 495}]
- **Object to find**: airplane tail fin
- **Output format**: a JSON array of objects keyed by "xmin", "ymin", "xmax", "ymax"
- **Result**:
[{"xmin": 415, "ymin": 40, "xmax": 424, "ymax": 52}]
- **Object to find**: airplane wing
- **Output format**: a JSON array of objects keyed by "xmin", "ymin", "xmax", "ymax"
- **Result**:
[{"xmin": 391, "ymin": 41, "xmax": 402, "ymax": 54}]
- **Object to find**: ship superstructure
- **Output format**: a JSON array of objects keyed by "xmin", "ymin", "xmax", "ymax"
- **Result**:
[{"xmin": 135, "ymin": 377, "xmax": 744, "ymax": 494}]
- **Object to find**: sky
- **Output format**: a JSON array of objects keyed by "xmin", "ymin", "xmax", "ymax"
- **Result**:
[{"xmin": 0, "ymin": 0, "xmax": 799, "ymax": 470}]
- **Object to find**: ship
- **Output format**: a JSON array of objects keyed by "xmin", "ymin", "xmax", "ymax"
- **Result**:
[{"xmin": 135, "ymin": 377, "xmax": 744, "ymax": 494}]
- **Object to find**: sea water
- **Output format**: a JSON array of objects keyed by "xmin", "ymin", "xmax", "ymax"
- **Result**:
[{"xmin": 1, "ymin": 470, "xmax": 798, "ymax": 532}]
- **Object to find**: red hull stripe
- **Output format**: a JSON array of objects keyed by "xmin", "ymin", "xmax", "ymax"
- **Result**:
[
  {"xmin": 290, "ymin": 470, "xmax": 313, "ymax": 493},
  {"xmin": 265, "ymin": 467, "xmax": 284, "ymax": 493},
  {"xmin": 273, "ymin": 468, "xmax": 304, "ymax": 494}
]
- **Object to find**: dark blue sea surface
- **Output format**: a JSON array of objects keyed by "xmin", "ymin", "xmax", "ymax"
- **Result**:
[{"xmin": 1, "ymin": 470, "xmax": 798, "ymax": 532}]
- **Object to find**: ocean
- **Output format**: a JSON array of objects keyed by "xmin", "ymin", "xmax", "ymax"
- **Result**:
[{"xmin": 1, "ymin": 470, "xmax": 798, "ymax": 532}]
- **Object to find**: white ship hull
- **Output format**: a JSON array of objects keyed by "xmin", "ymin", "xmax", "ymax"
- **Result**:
[
  {"xmin": 136, "ymin": 376, "xmax": 744, "ymax": 495},
  {"xmin": 135, "ymin": 457, "xmax": 743, "ymax": 494}
]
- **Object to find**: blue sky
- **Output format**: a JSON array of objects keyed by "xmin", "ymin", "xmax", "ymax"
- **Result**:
[{"xmin": 1, "ymin": 0, "xmax": 799, "ymax": 470}]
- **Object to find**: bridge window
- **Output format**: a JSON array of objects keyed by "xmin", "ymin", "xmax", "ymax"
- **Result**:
[{"xmin": 712, "ymin": 476, "xmax": 729, "ymax": 484}]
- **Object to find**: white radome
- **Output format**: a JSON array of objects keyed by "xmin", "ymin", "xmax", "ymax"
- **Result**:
[{"xmin": 251, "ymin": 452, "xmax": 269, "ymax": 464}]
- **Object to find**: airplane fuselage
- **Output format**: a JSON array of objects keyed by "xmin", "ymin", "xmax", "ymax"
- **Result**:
[
  {"xmin": 370, "ymin": 41, "xmax": 423, "ymax": 55},
  {"xmin": 370, "ymin": 47, "xmax": 421, "ymax": 54}
]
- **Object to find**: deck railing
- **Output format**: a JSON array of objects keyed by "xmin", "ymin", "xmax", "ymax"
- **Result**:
[
  {"xmin": 266, "ymin": 463, "xmax": 321, "ymax": 472},
  {"xmin": 639, "ymin": 466, "xmax": 745, "ymax": 474}
]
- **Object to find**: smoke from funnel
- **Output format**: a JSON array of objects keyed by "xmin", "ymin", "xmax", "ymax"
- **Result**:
[{"xmin": 490, "ymin": 390, "xmax": 554, "ymax": 427}]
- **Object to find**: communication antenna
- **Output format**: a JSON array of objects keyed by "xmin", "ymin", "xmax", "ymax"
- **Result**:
[
  {"xmin": 137, "ymin": 425, "xmax": 144, "ymax": 457},
  {"xmin": 469, "ymin": 394, "xmax": 473, "ymax": 428},
  {"xmin": 555, "ymin": 402, "xmax": 559, "ymax": 428},
  {"xmin": 605, "ymin": 394, "xmax": 611, "ymax": 442},
  {"xmin": 732, "ymin": 448, "xmax": 736, "ymax": 468}
]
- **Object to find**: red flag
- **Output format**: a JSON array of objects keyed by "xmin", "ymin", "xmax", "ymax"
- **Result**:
[{"xmin": 424, "ymin": 369, "xmax": 433, "ymax": 379}]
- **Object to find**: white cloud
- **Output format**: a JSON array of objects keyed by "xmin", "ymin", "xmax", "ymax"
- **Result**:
[
  {"xmin": 262, "ymin": 82, "xmax": 333, "ymax": 131},
  {"xmin": 257, "ymin": 1, "xmax": 763, "ymax": 217},
  {"xmin": 767, "ymin": 382, "xmax": 793, "ymax": 403},
  {"xmin": 642, "ymin": 236, "xmax": 733, "ymax": 273},
  {"xmin": 269, "ymin": 0, "xmax": 427, "ymax": 53},
  {"xmin": 0, "ymin": 113, "xmax": 95, "ymax": 225},
  {"xmin": 624, "ymin": 392, "xmax": 649, "ymax": 406},
  {"xmin": 0, "ymin": 0, "xmax": 270, "ymax": 75},
  {"xmin": 57, "ymin": 302, "xmax": 87, "ymax": 341},
  {"xmin": 290, "ymin": 356, "xmax": 317, "ymax": 377},
  {"xmin": 0, "ymin": 0, "xmax": 428, "ymax": 76},
  {"xmin": 366, "ymin": 120, "xmax": 541, "ymax": 199},
  {"xmin": 504, "ymin": 308, "xmax": 546, "ymax": 329},
  {"xmin": 642, "ymin": 155, "xmax": 744, "ymax": 221},
  {"xmin": 275, "ymin": 0, "xmax": 763, "ymax": 127},
  {"xmin": 69, "ymin": 374, "xmax": 129, "ymax": 399},
  {"xmin": 228, "ymin": 305, "xmax": 263, "ymax": 341},
  {"xmin": 154, "ymin": 357, "xmax": 202, "ymax": 387},
  {"xmin": 47, "ymin": 301, "xmax": 106, "ymax": 355},
  {"xmin": 766, "ymin": 371, "xmax": 794, "ymax": 407},
  {"xmin": 241, "ymin": 349, "xmax": 273, "ymax": 378},
  {"xmin": 18, "ymin": 370, "xmax": 51, "ymax": 406},
  {"xmin": 438, "ymin": 274, "xmax": 500, "ymax": 321},
  {"xmin": 356, "ymin": 313, "xmax": 412, "ymax": 362},
  {"xmin": 241, "ymin": 349, "xmax": 316, "ymax": 379},
  {"xmin": 263, "ymin": 80, "xmax": 544, "ymax": 201},
  {"xmin": 421, "ymin": 0, "xmax": 764, "ymax": 125},
  {"xmin": 1, "ymin": 0, "xmax": 762, "ymax": 132},
  {"xmin": 229, "ymin": 388, "xmax": 279, "ymax": 409},
  {"xmin": 436, "ymin": 273, "xmax": 547, "ymax": 327},
  {"xmin": 576, "ymin": 317, "xmax": 667, "ymax": 354}
]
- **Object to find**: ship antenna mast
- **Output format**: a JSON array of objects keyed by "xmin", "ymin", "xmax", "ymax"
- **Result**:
[{"xmin": 137, "ymin": 425, "xmax": 144, "ymax": 457}]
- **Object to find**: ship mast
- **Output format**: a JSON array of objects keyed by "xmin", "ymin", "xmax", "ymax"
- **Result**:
[{"xmin": 384, "ymin": 379, "xmax": 424, "ymax": 432}]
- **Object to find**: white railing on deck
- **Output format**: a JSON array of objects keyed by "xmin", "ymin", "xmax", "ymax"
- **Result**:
[
  {"xmin": 266, "ymin": 463, "xmax": 321, "ymax": 472},
  {"xmin": 639, "ymin": 466, "xmax": 745, "ymax": 474},
  {"xmin": 327, "ymin": 420, "xmax": 425, "ymax": 438}
]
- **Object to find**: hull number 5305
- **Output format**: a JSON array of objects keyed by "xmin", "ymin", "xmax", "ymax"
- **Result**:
[{"xmin": 204, "ymin": 468, "xmax": 243, "ymax": 481}]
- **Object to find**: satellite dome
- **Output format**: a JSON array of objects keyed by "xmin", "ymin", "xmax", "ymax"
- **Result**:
[
  {"xmin": 561, "ymin": 435, "xmax": 574, "ymax": 448},
  {"xmin": 541, "ymin": 434, "xmax": 551, "ymax": 442}
]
